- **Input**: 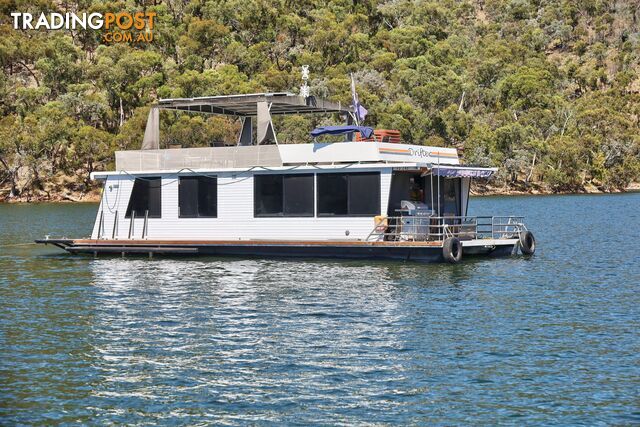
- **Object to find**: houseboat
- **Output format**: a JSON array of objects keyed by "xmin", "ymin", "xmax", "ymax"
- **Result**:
[{"xmin": 37, "ymin": 91, "xmax": 536, "ymax": 263}]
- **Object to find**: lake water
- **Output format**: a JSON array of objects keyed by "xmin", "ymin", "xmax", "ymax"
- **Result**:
[{"xmin": 1, "ymin": 194, "xmax": 639, "ymax": 425}]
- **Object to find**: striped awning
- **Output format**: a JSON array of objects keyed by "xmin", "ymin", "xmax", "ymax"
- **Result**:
[{"xmin": 432, "ymin": 165, "xmax": 497, "ymax": 178}]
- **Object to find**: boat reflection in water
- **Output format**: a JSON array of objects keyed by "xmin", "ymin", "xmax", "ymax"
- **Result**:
[{"xmin": 85, "ymin": 255, "xmax": 496, "ymax": 422}]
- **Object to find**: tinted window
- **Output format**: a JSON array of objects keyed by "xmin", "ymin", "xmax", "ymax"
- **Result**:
[
  {"xmin": 254, "ymin": 174, "xmax": 284, "ymax": 216},
  {"xmin": 318, "ymin": 173, "xmax": 380, "ymax": 216},
  {"xmin": 349, "ymin": 173, "xmax": 380, "ymax": 215},
  {"xmin": 125, "ymin": 177, "xmax": 161, "ymax": 218},
  {"xmin": 317, "ymin": 174, "xmax": 348, "ymax": 216},
  {"xmin": 179, "ymin": 176, "xmax": 217, "ymax": 218},
  {"xmin": 254, "ymin": 174, "xmax": 314, "ymax": 217},
  {"xmin": 442, "ymin": 178, "xmax": 460, "ymax": 216},
  {"xmin": 198, "ymin": 176, "xmax": 218, "ymax": 217},
  {"xmin": 283, "ymin": 174, "xmax": 314, "ymax": 215},
  {"xmin": 178, "ymin": 177, "xmax": 198, "ymax": 217}
]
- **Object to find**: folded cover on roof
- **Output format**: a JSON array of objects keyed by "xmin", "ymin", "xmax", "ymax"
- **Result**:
[{"xmin": 310, "ymin": 125, "xmax": 374, "ymax": 139}]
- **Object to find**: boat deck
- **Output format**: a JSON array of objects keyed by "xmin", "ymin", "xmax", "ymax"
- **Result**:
[{"xmin": 35, "ymin": 237, "xmax": 519, "ymax": 262}]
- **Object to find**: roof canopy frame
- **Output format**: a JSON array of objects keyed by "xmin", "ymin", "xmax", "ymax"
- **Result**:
[
  {"xmin": 143, "ymin": 92, "xmax": 353, "ymax": 149},
  {"xmin": 155, "ymin": 92, "xmax": 351, "ymax": 118}
]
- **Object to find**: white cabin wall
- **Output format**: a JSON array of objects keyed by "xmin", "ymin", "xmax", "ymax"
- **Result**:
[
  {"xmin": 91, "ymin": 175, "xmax": 137, "ymax": 239},
  {"xmin": 92, "ymin": 167, "xmax": 393, "ymax": 241},
  {"xmin": 90, "ymin": 182, "xmax": 105, "ymax": 239}
]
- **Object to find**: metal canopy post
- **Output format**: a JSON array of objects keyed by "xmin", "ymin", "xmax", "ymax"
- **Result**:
[
  {"xmin": 237, "ymin": 117, "xmax": 253, "ymax": 146},
  {"xmin": 430, "ymin": 171, "xmax": 434, "ymax": 214},
  {"xmin": 257, "ymin": 101, "xmax": 277, "ymax": 145},
  {"xmin": 437, "ymin": 157, "xmax": 441, "ymax": 216},
  {"xmin": 141, "ymin": 107, "xmax": 160, "ymax": 150}
]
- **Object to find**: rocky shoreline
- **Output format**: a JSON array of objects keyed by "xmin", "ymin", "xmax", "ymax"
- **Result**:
[
  {"xmin": 1, "ymin": 182, "xmax": 638, "ymax": 204},
  {"xmin": 0, "ymin": 188, "xmax": 102, "ymax": 203},
  {"xmin": 471, "ymin": 182, "xmax": 640, "ymax": 196}
]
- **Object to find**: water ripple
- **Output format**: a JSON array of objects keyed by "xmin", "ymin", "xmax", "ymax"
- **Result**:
[{"xmin": 1, "ymin": 194, "xmax": 639, "ymax": 425}]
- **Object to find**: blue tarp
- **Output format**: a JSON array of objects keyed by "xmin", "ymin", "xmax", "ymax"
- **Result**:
[{"xmin": 310, "ymin": 125, "xmax": 374, "ymax": 139}]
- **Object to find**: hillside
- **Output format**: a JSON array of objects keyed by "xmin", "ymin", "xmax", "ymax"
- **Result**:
[{"xmin": 1, "ymin": 0, "xmax": 639, "ymax": 201}]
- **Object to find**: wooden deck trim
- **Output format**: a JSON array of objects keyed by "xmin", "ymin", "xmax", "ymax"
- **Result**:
[{"xmin": 70, "ymin": 239, "xmax": 444, "ymax": 247}]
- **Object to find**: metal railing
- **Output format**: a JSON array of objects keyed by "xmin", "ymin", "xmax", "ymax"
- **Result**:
[
  {"xmin": 366, "ymin": 215, "xmax": 527, "ymax": 243},
  {"xmin": 97, "ymin": 210, "xmax": 105, "ymax": 239},
  {"xmin": 126, "ymin": 210, "xmax": 149, "ymax": 240},
  {"xmin": 128, "ymin": 211, "xmax": 135, "ymax": 239}
]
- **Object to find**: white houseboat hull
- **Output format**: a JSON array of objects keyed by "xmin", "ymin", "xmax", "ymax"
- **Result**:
[{"xmin": 35, "ymin": 93, "xmax": 535, "ymax": 264}]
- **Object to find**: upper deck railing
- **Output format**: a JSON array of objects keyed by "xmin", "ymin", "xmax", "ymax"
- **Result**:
[
  {"xmin": 111, "ymin": 140, "xmax": 460, "ymax": 173},
  {"xmin": 115, "ymin": 145, "xmax": 284, "ymax": 171}
]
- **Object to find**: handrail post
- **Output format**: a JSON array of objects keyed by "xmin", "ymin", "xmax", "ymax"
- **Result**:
[
  {"xmin": 491, "ymin": 216, "xmax": 495, "ymax": 239},
  {"xmin": 112, "ymin": 210, "xmax": 118, "ymax": 240},
  {"xmin": 97, "ymin": 210, "xmax": 104, "ymax": 239},
  {"xmin": 128, "ymin": 211, "xmax": 135, "ymax": 240},
  {"xmin": 142, "ymin": 210, "xmax": 149, "ymax": 239}
]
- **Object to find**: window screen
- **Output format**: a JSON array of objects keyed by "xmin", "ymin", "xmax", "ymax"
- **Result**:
[
  {"xmin": 348, "ymin": 173, "xmax": 380, "ymax": 215},
  {"xmin": 442, "ymin": 178, "xmax": 460, "ymax": 216},
  {"xmin": 254, "ymin": 174, "xmax": 314, "ymax": 217},
  {"xmin": 125, "ymin": 177, "xmax": 161, "ymax": 218},
  {"xmin": 283, "ymin": 174, "xmax": 314, "ymax": 216},
  {"xmin": 317, "ymin": 174, "xmax": 348, "ymax": 216},
  {"xmin": 197, "ymin": 177, "xmax": 217, "ymax": 217},
  {"xmin": 179, "ymin": 176, "xmax": 217, "ymax": 218},
  {"xmin": 254, "ymin": 174, "xmax": 283, "ymax": 216},
  {"xmin": 317, "ymin": 173, "xmax": 380, "ymax": 216}
]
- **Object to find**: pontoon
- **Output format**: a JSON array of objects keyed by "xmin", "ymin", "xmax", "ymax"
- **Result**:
[{"xmin": 37, "ymin": 91, "xmax": 536, "ymax": 263}]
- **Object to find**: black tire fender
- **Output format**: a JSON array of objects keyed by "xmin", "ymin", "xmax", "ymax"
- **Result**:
[
  {"xmin": 519, "ymin": 231, "xmax": 536, "ymax": 255},
  {"xmin": 442, "ymin": 237, "xmax": 463, "ymax": 263}
]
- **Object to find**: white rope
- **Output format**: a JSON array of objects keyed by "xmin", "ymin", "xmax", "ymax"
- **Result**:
[{"xmin": 113, "ymin": 162, "xmax": 358, "ymax": 185}]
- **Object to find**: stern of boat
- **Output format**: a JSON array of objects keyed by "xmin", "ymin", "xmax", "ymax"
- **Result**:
[{"xmin": 365, "ymin": 215, "xmax": 535, "ymax": 262}]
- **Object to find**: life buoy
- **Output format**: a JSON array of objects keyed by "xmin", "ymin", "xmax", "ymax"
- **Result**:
[
  {"xmin": 519, "ymin": 231, "xmax": 536, "ymax": 255},
  {"xmin": 442, "ymin": 237, "xmax": 463, "ymax": 263}
]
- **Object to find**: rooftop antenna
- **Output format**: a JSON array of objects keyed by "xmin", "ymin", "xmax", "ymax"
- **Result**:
[{"xmin": 300, "ymin": 65, "xmax": 310, "ymax": 98}]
